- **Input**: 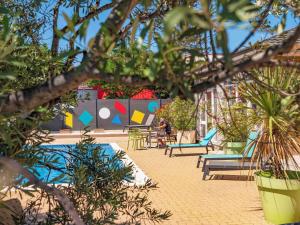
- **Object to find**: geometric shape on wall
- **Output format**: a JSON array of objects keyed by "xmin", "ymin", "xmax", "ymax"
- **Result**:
[
  {"xmin": 148, "ymin": 101, "xmax": 159, "ymax": 113},
  {"xmin": 131, "ymin": 110, "xmax": 145, "ymax": 124},
  {"xmin": 112, "ymin": 114, "xmax": 122, "ymax": 125},
  {"xmin": 145, "ymin": 114, "xmax": 155, "ymax": 125},
  {"xmin": 99, "ymin": 107, "xmax": 110, "ymax": 119},
  {"xmin": 65, "ymin": 112, "xmax": 73, "ymax": 128},
  {"xmin": 79, "ymin": 110, "xmax": 94, "ymax": 126},
  {"xmin": 114, "ymin": 100, "xmax": 126, "ymax": 114}
]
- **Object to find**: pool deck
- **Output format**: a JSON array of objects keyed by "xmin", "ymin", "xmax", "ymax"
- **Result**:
[{"xmin": 51, "ymin": 135, "xmax": 269, "ymax": 225}]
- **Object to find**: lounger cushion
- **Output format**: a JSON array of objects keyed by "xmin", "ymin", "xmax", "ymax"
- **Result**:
[
  {"xmin": 168, "ymin": 143, "xmax": 205, "ymax": 148},
  {"xmin": 167, "ymin": 128, "xmax": 217, "ymax": 149}
]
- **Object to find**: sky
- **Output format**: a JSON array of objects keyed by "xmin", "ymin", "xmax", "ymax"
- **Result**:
[
  {"xmin": 43, "ymin": 2, "xmax": 300, "ymax": 54},
  {"xmin": 226, "ymin": 12, "xmax": 299, "ymax": 51}
]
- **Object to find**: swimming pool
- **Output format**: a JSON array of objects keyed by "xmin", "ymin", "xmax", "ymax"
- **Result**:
[{"xmin": 33, "ymin": 143, "xmax": 148, "ymax": 186}]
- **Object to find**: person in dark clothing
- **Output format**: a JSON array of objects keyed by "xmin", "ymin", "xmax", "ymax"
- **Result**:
[{"xmin": 156, "ymin": 118, "xmax": 171, "ymax": 147}]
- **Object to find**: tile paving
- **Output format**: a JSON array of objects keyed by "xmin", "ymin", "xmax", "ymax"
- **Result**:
[{"xmin": 51, "ymin": 136, "xmax": 269, "ymax": 225}]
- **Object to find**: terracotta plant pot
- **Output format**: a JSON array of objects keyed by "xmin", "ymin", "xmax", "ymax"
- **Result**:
[
  {"xmin": 255, "ymin": 172, "xmax": 300, "ymax": 224},
  {"xmin": 176, "ymin": 130, "xmax": 196, "ymax": 144}
]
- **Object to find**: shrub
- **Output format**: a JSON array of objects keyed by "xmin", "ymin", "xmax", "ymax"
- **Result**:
[
  {"xmin": 17, "ymin": 132, "xmax": 171, "ymax": 224},
  {"xmin": 216, "ymin": 102, "xmax": 258, "ymax": 142},
  {"xmin": 156, "ymin": 97, "xmax": 196, "ymax": 131}
]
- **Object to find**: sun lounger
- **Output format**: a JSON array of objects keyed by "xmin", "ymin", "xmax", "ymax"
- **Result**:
[
  {"xmin": 198, "ymin": 131, "xmax": 258, "ymax": 179},
  {"xmin": 165, "ymin": 128, "xmax": 217, "ymax": 157},
  {"xmin": 202, "ymin": 160, "xmax": 257, "ymax": 180},
  {"xmin": 196, "ymin": 131, "xmax": 259, "ymax": 168}
]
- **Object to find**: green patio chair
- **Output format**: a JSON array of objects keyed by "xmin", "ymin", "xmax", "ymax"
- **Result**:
[
  {"xmin": 127, "ymin": 129, "xmax": 147, "ymax": 150},
  {"xmin": 165, "ymin": 128, "xmax": 217, "ymax": 157}
]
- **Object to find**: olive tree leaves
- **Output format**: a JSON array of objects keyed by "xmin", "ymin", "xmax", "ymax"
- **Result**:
[
  {"xmin": 163, "ymin": 0, "xmax": 258, "ymax": 68},
  {"xmin": 0, "ymin": 9, "xmax": 26, "ymax": 81},
  {"xmin": 109, "ymin": 0, "xmax": 260, "ymax": 98}
]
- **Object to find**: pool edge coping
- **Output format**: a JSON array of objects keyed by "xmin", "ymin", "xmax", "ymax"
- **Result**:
[
  {"xmin": 110, "ymin": 143, "xmax": 149, "ymax": 186},
  {"xmin": 1, "ymin": 143, "xmax": 149, "ymax": 193}
]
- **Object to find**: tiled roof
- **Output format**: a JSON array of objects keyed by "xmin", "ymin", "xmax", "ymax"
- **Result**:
[
  {"xmin": 194, "ymin": 27, "xmax": 300, "ymax": 84},
  {"xmin": 263, "ymin": 27, "xmax": 300, "ymax": 46}
]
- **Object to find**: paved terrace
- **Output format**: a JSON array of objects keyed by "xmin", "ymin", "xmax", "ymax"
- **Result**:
[{"xmin": 51, "ymin": 135, "xmax": 269, "ymax": 225}]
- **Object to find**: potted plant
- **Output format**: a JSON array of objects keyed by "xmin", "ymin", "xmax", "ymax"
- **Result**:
[
  {"xmin": 239, "ymin": 67, "xmax": 300, "ymax": 224},
  {"xmin": 156, "ymin": 97, "xmax": 196, "ymax": 143},
  {"xmin": 216, "ymin": 102, "xmax": 257, "ymax": 154}
]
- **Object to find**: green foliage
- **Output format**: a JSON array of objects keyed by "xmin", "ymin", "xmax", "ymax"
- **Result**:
[
  {"xmin": 87, "ymin": 79, "xmax": 170, "ymax": 99},
  {"xmin": 1, "ymin": 45, "xmax": 64, "ymax": 93},
  {"xmin": 0, "ymin": 5, "xmax": 172, "ymax": 224},
  {"xmin": 2, "ymin": 0, "xmax": 48, "ymax": 44},
  {"xmin": 0, "ymin": 0, "xmax": 299, "ymax": 223},
  {"xmin": 156, "ymin": 97, "xmax": 196, "ymax": 131},
  {"xmin": 0, "ymin": 11, "xmax": 23, "ymax": 82},
  {"xmin": 87, "ymin": 79, "xmax": 144, "ymax": 99},
  {"xmin": 19, "ymin": 132, "xmax": 171, "ymax": 224},
  {"xmin": 256, "ymin": 0, "xmax": 299, "ymax": 17},
  {"xmin": 239, "ymin": 67, "xmax": 300, "ymax": 179},
  {"xmin": 216, "ymin": 102, "xmax": 258, "ymax": 142},
  {"xmin": 162, "ymin": 0, "xmax": 258, "ymax": 69},
  {"xmin": 155, "ymin": 102, "xmax": 173, "ymax": 126}
]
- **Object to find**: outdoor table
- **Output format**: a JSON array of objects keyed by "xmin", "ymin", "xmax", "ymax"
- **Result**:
[
  {"xmin": 124, "ymin": 126, "xmax": 158, "ymax": 148},
  {"xmin": 145, "ymin": 130, "xmax": 159, "ymax": 148},
  {"xmin": 123, "ymin": 125, "xmax": 151, "ymax": 132},
  {"xmin": 141, "ymin": 128, "xmax": 157, "ymax": 148}
]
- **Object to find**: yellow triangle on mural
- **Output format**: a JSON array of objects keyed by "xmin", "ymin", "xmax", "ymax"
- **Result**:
[{"xmin": 65, "ymin": 112, "xmax": 73, "ymax": 128}]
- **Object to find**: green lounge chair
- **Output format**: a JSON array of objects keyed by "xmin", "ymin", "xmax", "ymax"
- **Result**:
[
  {"xmin": 165, "ymin": 128, "xmax": 217, "ymax": 157},
  {"xmin": 197, "ymin": 131, "xmax": 259, "ymax": 170}
]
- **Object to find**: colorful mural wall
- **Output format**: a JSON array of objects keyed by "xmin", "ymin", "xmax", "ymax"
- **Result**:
[{"xmin": 42, "ymin": 99, "xmax": 171, "ymax": 131}]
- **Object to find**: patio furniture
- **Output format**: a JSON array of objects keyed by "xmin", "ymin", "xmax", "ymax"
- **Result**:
[
  {"xmin": 144, "ymin": 128, "xmax": 176, "ymax": 148},
  {"xmin": 202, "ymin": 160, "xmax": 257, "ymax": 180},
  {"xmin": 127, "ymin": 129, "xmax": 147, "ymax": 150},
  {"xmin": 157, "ymin": 130, "xmax": 177, "ymax": 147},
  {"xmin": 166, "ymin": 131, "xmax": 177, "ymax": 144},
  {"xmin": 165, "ymin": 128, "xmax": 217, "ymax": 157},
  {"xmin": 123, "ymin": 114, "xmax": 155, "ymax": 131},
  {"xmin": 197, "ymin": 131, "xmax": 259, "ymax": 169}
]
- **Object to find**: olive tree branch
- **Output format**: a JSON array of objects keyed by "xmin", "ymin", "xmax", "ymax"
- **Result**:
[
  {"xmin": 119, "ymin": 4, "xmax": 167, "ymax": 40},
  {"xmin": 233, "ymin": 0, "xmax": 275, "ymax": 53},
  {"xmin": 51, "ymin": 0, "xmax": 64, "ymax": 56},
  {"xmin": 0, "ymin": 10, "xmax": 298, "ymax": 114},
  {"xmin": 59, "ymin": 2, "xmax": 115, "ymax": 35},
  {"xmin": 191, "ymin": 25, "xmax": 300, "ymax": 93},
  {"xmin": 0, "ymin": 0, "xmax": 140, "ymax": 115},
  {"xmin": 94, "ymin": 0, "xmax": 138, "ymax": 54},
  {"xmin": 0, "ymin": 66, "xmax": 151, "ymax": 114},
  {"xmin": 0, "ymin": 157, "xmax": 84, "ymax": 225}
]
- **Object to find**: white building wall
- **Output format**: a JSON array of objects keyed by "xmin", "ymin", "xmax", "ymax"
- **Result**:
[{"xmin": 196, "ymin": 81, "xmax": 240, "ymax": 146}]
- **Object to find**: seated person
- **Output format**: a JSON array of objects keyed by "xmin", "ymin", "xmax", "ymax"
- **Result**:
[{"xmin": 156, "ymin": 118, "xmax": 171, "ymax": 148}]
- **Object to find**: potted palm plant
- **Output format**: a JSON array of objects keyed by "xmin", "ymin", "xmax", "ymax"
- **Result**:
[{"xmin": 239, "ymin": 66, "xmax": 300, "ymax": 224}]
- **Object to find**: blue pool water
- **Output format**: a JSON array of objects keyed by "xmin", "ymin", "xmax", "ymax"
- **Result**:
[{"xmin": 33, "ymin": 144, "xmax": 122, "ymax": 184}]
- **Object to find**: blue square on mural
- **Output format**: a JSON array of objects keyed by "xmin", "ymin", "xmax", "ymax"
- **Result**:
[
  {"xmin": 79, "ymin": 110, "xmax": 94, "ymax": 126},
  {"xmin": 148, "ymin": 101, "xmax": 159, "ymax": 113}
]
